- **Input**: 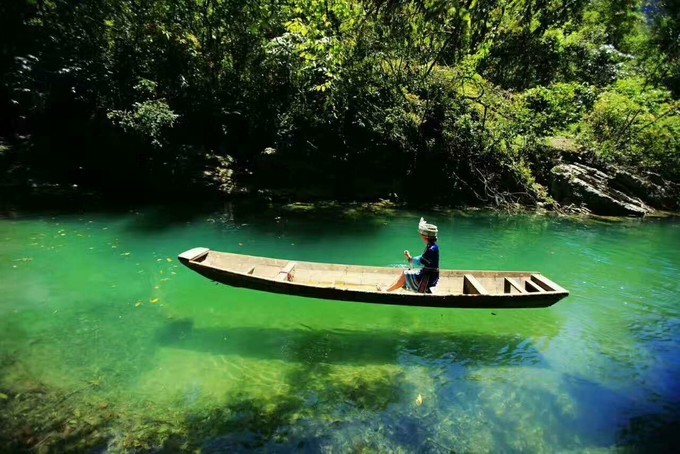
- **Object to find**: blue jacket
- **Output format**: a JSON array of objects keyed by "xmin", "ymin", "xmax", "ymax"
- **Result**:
[{"xmin": 413, "ymin": 242, "xmax": 439, "ymax": 288}]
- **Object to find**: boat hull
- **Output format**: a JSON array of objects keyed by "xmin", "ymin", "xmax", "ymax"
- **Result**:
[{"xmin": 178, "ymin": 248, "xmax": 569, "ymax": 309}]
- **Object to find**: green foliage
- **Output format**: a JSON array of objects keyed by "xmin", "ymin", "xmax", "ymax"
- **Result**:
[
  {"xmin": 0, "ymin": 0, "xmax": 679, "ymax": 204},
  {"xmin": 581, "ymin": 78, "xmax": 680, "ymax": 179},
  {"xmin": 108, "ymin": 99, "xmax": 178, "ymax": 147},
  {"xmin": 107, "ymin": 79, "xmax": 178, "ymax": 147},
  {"xmin": 647, "ymin": 0, "xmax": 680, "ymax": 96},
  {"xmin": 520, "ymin": 83, "xmax": 598, "ymax": 134}
]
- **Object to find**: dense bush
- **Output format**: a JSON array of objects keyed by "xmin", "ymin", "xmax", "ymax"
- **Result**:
[
  {"xmin": 520, "ymin": 83, "xmax": 598, "ymax": 135},
  {"xmin": 582, "ymin": 78, "xmax": 680, "ymax": 180}
]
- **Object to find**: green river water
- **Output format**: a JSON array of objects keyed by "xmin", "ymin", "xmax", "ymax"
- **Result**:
[{"xmin": 1, "ymin": 204, "xmax": 679, "ymax": 452}]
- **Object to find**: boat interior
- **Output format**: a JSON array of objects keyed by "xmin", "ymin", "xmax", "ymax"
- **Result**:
[{"xmin": 191, "ymin": 250, "xmax": 565, "ymax": 296}]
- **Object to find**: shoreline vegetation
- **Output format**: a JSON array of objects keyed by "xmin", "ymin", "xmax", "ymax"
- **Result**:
[
  {"xmin": 1, "ymin": 0, "xmax": 679, "ymax": 217},
  {"xmin": 1, "ymin": 188, "xmax": 677, "ymax": 223},
  {"xmin": 0, "ymin": 157, "xmax": 678, "ymax": 220}
]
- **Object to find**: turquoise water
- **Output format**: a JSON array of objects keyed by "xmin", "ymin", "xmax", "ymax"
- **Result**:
[{"xmin": 1, "ymin": 204, "xmax": 679, "ymax": 451}]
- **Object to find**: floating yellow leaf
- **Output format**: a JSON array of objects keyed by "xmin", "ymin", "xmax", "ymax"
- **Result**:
[
  {"xmin": 121, "ymin": 252, "xmax": 131, "ymax": 256},
  {"xmin": 135, "ymin": 302, "xmax": 142, "ymax": 308},
  {"xmin": 166, "ymin": 258, "xmax": 172, "ymax": 262},
  {"xmin": 415, "ymin": 393, "xmax": 423, "ymax": 406},
  {"xmin": 150, "ymin": 298, "xmax": 159, "ymax": 304}
]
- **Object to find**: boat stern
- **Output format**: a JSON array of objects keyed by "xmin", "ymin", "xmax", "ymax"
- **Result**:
[{"xmin": 178, "ymin": 247, "xmax": 210, "ymax": 265}]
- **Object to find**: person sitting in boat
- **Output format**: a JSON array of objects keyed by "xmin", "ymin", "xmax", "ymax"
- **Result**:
[{"xmin": 379, "ymin": 217, "xmax": 439, "ymax": 293}]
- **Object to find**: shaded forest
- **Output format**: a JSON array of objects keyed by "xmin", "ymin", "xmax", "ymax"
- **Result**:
[{"xmin": 1, "ymin": 0, "xmax": 678, "ymax": 207}]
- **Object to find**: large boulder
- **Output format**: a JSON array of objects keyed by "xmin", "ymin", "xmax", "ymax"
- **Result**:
[
  {"xmin": 610, "ymin": 169, "xmax": 680, "ymax": 211},
  {"xmin": 550, "ymin": 163, "xmax": 652, "ymax": 216}
]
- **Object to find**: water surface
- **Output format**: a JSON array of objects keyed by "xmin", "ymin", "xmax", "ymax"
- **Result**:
[{"xmin": 1, "ymin": 205, "xmax": 679, "ymax": 451}]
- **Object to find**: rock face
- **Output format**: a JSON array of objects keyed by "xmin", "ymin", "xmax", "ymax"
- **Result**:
[
  {"xmin": 610, "ymin": 169, "xmax": 680, "ymax": 211},
  {"xmin": 550, "ymin": 163, "xmax": 653, "ymax": 216}
]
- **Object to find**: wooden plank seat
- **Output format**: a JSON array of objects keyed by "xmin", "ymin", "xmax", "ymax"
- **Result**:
[
  {"xmin": 504, "ymin": 277, "xmax": 526, "ymax": 294},
  {"xmin": 463, "ymin": 274, "xmax": 488, "ymax": 295},
  {"xmin": 530, "ymin": 274, "xmax": 560, "ymax": 292},
  {"xmin": 275, "ymin": 262, "xmax": 297, "ymax": 282},
  {"xmin": 524, "ymin": 279, "xmax": 544, "ymax": 293}
]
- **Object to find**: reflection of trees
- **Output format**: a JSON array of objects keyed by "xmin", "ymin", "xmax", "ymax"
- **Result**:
[{"xmin": 123, "ymin": 202, "xmax": 237, "ymax": 232}]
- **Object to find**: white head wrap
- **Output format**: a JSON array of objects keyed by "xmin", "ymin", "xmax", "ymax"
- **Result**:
[{"xmin": 418, "ymin": 217, "xmax": 438, "ymax": 239}]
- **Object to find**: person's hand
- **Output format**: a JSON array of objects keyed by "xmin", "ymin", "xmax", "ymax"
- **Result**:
[{"xmin": 404, "ymin": 250, "xmax": 412, "ymax": 261}]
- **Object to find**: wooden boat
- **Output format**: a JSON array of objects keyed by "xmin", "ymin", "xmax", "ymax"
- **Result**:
[{"xmin": 178, "ymin": 248, "xmax": 569, "ymax": 309}]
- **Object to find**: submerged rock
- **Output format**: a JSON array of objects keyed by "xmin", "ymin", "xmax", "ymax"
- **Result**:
[{"xmin": 550, "ymin": 163, "xmax": 653, "ymax": 216}]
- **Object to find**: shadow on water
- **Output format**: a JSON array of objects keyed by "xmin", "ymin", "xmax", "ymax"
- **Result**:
[
  {"xmin": 617, "ymin": 411, "xmax": 680, "ymax": 453},
  {"xmin": 612, "ymin": 315, "xmax": 680, "ymax": 453},
  {"xmin": 156, "ymin": 319, "xmax": 547, "ymax": 368},
  {"xmin": 545, "ymin": 373, "xmax": 680, "ymax": 452}
]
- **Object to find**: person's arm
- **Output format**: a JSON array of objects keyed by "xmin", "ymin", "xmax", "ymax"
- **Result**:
[
  {"xmin": 416, "ymin": 247, "xmax": 435, "ymax": 268},
  {"xmin": 404, "ymin": 250, "xmax": 423, "ymax": 267}
]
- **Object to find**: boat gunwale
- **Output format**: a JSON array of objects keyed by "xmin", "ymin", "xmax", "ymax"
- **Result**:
[
  {"xmin": 184, "ymin": 250, "xmax": 569, "ymax": 299},
  {"xmin": 200, "ymin": 250, "xmax": 541, "ymax": 276}
]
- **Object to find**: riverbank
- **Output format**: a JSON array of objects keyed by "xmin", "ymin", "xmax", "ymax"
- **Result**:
[
  {"xmin": 3, "ymin": 136, "xmax": 678, "ymax": 219},
  {"xmin": 2, "ymin": 180, "xmax": 678, "ymax": 224}
]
